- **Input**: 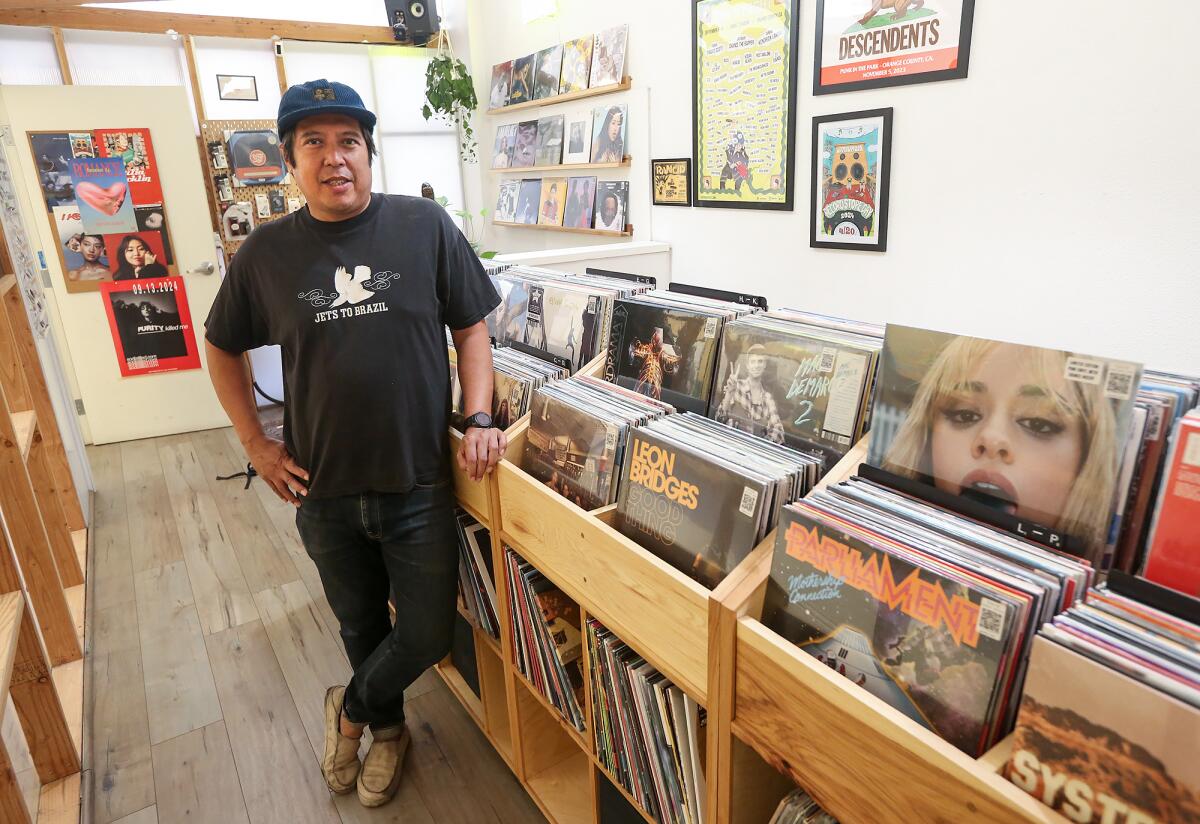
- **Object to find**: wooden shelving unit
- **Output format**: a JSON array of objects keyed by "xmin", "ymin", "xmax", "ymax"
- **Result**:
[
  {"xmin": 492, "ymin": 221, "xmax": 633, "ymax": 238},
  {"xmin": 0, "ymin": 275, "xmax": 87, "ymax": 822},
  {"xmin": 494, "ymin": 158, "xmax": 631, "ymax": 175},
  {"xmin": 488, "ymin": 78, "xmax": 633, "ymax": 115},
  {"xmin": 437, "ymin": 364, "xmax": 1073, "ymax": 823}
]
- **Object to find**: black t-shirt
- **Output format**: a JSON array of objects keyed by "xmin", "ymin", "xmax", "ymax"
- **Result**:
[{"xmin": 204, "ymin": 193, "xmax": 500, "ymax": 498}]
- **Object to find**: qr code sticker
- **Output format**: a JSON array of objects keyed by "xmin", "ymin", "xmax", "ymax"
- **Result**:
[
  {"xmin": 976, "ymin": 597, "xmax": 1006, "ymax": 642},
  {"xmin": 1104, "ymin": 363, "xmax": 1137, "ymax": 400},
  {"xmin": 604, "ymin": 426, "xmax": 617, "ymax": 452},
  {"xmin": 738, "ymin": 486, "xmax": 758, "ymax": 517},
  {"xmin": 704, "ymin": 317, "xmax": 718, "ymax": 339},
  {"xmin": 819, "ymin": 347, "xmax": 837, "ymax": 373}
]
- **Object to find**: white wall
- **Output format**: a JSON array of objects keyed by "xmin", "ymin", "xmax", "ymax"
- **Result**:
[
  {"xmin": 192, "ymin": 36, "xmax": 281, "ymax": 121},
  {"xmin": 466, "ymin": 0, "xmax": 1200, "ymax": 375},
  {"xmin": 0, "ymin": 25, "xmax": 62, "ymax": 85}
]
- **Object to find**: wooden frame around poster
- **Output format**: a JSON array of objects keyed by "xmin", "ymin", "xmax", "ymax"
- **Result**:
[
  {"xmin": 813, "ymin": 0, "xmax": 975, "ymax": 95},
  {"xmin": 691, "ymin": 0, "xmax": 800, "ymax": 211},
  {"xmin": 25, "ymin": 129, "xmax": 179, "ymax": 293}
]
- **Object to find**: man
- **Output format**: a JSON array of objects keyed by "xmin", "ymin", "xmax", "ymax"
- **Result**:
[{"xmin": 204, "ymin": 79, "xmax": 505, "ymax": 808}]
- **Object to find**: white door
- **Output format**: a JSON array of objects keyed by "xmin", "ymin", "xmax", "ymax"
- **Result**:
[{"xmin": 0, "ymin": 85, "xmax": 229, "ymax": 444}]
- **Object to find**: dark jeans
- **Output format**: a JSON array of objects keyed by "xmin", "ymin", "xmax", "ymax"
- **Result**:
[{"xmin": 295, "ymin": 481, "xmax": 459, "ymax": 728}]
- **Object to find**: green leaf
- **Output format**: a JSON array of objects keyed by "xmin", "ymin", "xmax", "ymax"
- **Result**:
[{"xmin": 480, "ymin": 251, "xmax": 498, "ymax": 259}]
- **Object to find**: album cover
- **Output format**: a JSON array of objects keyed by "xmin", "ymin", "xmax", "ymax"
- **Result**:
[
  {"xmin": 495, "ymin": 180, "xmax": 520, "ymax": 223},
  {"xmin": 103, "ymin": 231, "xmax": 168, "ymax": 280},
  {"xmin": 590, "ymin": 104, "xmax": 627, "ymax": 163},
  {"xmin": 563, "ymin": 177, "xmax": 597, "ymax": 229},
  {"xmin": 616, "ymin": 427, "xmax": 766, "ymax": 589},
  {"xmin": 488, "ymin": 274, "xmax": 530, "ymax": 342},
  {"xmin": 563, "ymin": 109, "xmax": 593, "ymax": 165},
  {"xmin": 523, "ymin": 284, "xmax": 601, "ymax": 372},
  {"xmin": 538, "ymin": 178, "xmax": 567, "ymax": 226},
  {"xmin": 221, "ymin": 202, "xmax": 255, "ymax": 242},
  {"xmin": 866, "ymin": 325, "xmax": 1144, "ymax": 562},
  {"xmin": 560, "ymin": 37, "xmax": 593, "ymax": 93},
  {"xmin": 533, "ymin": 44, "xmax": 564, "ymax": 99},
  {"xmin": 594, "ymin": 181, "xmax": 629, "ymax": 231},
  {"xmin": 709, "ymin": 323, "xmax": 875, "ymax": 467},
  {"xmin": 29, "ymin": 133, "xmax": 76, "ymax": 207},
  {"xmin": 99, "ymin": 277, "xmax": 200, "ymax": 377},
  {"xmin": 268, "ymin": 190, "xmax": 285, "ymax": 214},
  {"xmin": 514, "ymin": 179, "xmax": 542, "ymax": 224},
  {"xmin": 492, "ymin": 123, "xmax": 517, "ymax": 169},
  {"xmin": 95, "ymin": 128, "xmax": 163, "ymax": 204},
  {"xmin": 55, "ymin": 205, "xmax": 112, "ymax": 290},
  {"xmin": 69, "ymin": 132, "xmax": 95, "ymax": 158},
  {"xmin": 134, "ymin": 204, "xmax": 174, "ymax": 266},
  {"xmin": 512, "ymin": 121, "xmax": 538, "ymax": 168},
  {"xmin": 762, "ymin": 504, "xmax": 1015, "ymax": 755},
  {"xmin": 489, "ymin": 60, "xmax": 513, "ymax": 109},
  {"xmin": 590, "ymin": 24, "xmax": 629, "ymax": 87},
  {"xmin": 70, "ymin": 157, "xmax": 137, "ymax": 234},
  {"xmin": 493, "ymin": 370, "xmax": 527, "ymax": 430},
  {"xmin": 607, "ymin": 300, "xmax": 721, "ymax": 414},
  {"xmin": 524, "ymin": 391, "xmax": 620, "ymax": 510},
  {"xmin": 226, "ymin": 130, "xmax": 287, "ymax": 186},
  {"xmin": 535, "ymin": 115, "xmax": 565, "ymax": 166},
  {"xmin": 510, "ymin": 54, "xmax": 536, "ymax": 105},
  {"xmin": 1007, "ymin": 636, "xmax": 1200, "ymax": 822}
]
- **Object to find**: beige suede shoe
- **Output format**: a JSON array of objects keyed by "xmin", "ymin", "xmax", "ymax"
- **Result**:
[
  {"xmin": 357, "ymin": 723, "xmax": 410, "ymax": 807},
  {"xmin": 322, "ymin": 686, "xmax": 362, "ymax": 794}
]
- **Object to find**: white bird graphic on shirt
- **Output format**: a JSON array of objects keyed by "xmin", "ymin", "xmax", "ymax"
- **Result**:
[{"xmin": 331, "ymin": 265, "xmax": 375, "ymax": 307}]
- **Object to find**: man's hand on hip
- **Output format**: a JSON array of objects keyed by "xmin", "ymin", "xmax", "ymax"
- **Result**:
[
  {"xmin": 457, "ymin": 426, "xmax": 507, "ymax": 482},
  {"xmin": 245, "ymin": 434, "xmax": 309, "ymax": 506}
]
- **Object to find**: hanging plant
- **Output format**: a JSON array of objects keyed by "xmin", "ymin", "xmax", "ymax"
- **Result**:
[{"xmin": 423, "ymin": 53, "xmax": 479, "ymax": 163}]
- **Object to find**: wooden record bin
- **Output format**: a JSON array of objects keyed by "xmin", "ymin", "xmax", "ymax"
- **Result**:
[
  {"xmin": 707, "ymin": 442, "xmax": 1074, "ymax": 824},
  {"xmin": 437, "ymin": 378, "xmax": 1074, "ymax": 824}
]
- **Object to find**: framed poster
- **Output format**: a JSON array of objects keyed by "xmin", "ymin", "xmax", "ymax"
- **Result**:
[
  {"xmin": 814, "ymin": 0, "xmax": 975, "ymax": 94},
  {"xmin": 216, "ymin": 74, "xmax": 259, "ymax": 101},
  {"xmin": 692, "ymin": 0, "xmax": 800, "ymax": 210},
  {"xmin": 810, "ymin": 108, "xmax": 892, "ymax": 252},
  {"xmin": 652, "ymin": 158, "xmax": 692, "ymax": 206},
  {"xmin": 100, "ymin": 277, "xmax": 200, "ymax": 377},
  {"xmin": 27, "ymin": 129, "xmax": 179, "ymax": 293}
]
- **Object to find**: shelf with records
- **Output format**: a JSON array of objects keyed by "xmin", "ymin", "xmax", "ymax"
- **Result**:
[
  {"xmin": 487, "ymin": 24, "xmax": 630, "ymax": 114},
  {"xmin": 489, "ymin": 78, "xmax": 634, "ymax": 115},
  {"xmin": 495, "ymin": 158, "xmax": 632, "ymax": 175},
  {"xmin": 493, "ymin": 220, "xmax": 634, "ymax": 238}
]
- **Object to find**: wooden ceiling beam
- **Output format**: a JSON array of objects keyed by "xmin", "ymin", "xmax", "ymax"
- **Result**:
[
  {"xmin": 0, "ymin": 7, "xmax": 397, "ymax": 44},
  {"xmin": 0, "ymin": 0, "xmax": 151, "ymax": 9}
]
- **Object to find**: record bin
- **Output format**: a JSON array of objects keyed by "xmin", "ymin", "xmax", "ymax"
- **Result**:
[{"xmin": 707, "ymin": 440, "xmax": 1075, "ymax": 824}]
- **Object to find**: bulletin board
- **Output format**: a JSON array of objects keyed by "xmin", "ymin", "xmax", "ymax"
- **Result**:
[{"xmin": 199, "ymin": 118, "xmax": 306, "ymax": 260}]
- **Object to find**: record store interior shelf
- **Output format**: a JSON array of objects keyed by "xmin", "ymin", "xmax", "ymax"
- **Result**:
[
  {"xmin": 487, "ymin": 77, "xmax": 633, "ymax": 115},
  {"xmin": 707, "ymin": 439, "xmax": 1074, "ymax": 824},
  {"xmin": 496, "ymin": 157, "xmax": 632, "ymax": 175},
  {"xmin": 491, "ymin": 220, "xmax": 634, "ymax": 238}
]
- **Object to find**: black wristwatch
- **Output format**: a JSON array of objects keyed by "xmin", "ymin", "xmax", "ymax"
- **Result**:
[{"xmin": 462, "ymin": 411, "xmax": 495, "ymax": 431}]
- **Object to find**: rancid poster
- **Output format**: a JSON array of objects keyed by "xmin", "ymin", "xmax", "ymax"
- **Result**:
[
  {"xmin": 814, "ymin": 0, "xmax": 975, "ymax": 94},
  {"xmin": 100, "ymin": 277, "xmax": 200, "ymax": 377},
  {"xmin": 693, "ymin": 0, "xmax": 799, "ymax": 210}
]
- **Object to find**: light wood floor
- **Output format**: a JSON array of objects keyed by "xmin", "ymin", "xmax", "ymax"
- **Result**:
[{"xmin": 85, "ymin": 427, "xmax": 544, "ymax": 824}]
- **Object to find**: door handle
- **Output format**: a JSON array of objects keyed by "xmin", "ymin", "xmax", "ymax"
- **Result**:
[{"xmin": 190, "ymin": 261, "xmax": 216, "ymax": 275}]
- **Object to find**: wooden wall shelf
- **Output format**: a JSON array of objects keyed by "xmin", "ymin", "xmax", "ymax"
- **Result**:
[
  {"xmin": 494, "ymin": 158, "xmax": 631, "ymax": 175},
  {"xmin": 492, "ymin": 221, "xmax": 633, "ymax": 238},
  {"xmin": 488, "ymin": 78, "xmax": 632, "ymax": 115}
]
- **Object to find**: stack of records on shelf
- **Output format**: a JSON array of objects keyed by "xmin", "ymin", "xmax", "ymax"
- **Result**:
[
  {"xmin": 486, "ymin": 266, "xmax": 651, "ymax": 373},
  {"xmin": 448, "ymin": 342, "xmax": 570, "ymax": 429},
  {"xmin": 480, "ymin": 257, "xmax": 515, "ymax": 276},
  {"xmin": 762, "ymin": 476, "xmax": 1095, "ymax": 757},
  {"xmin": 769, "ymin": 788, "xmax": 838, "ymax": 824},
  {"xmin": 522, "ymin": 374, "xmax": 673, "ymax": 510},
  {"xmin": 604, "ymin": 288, "xmax": 758, "ymax": 413},
  {"xmin": 864, "ymin": 324, "xmax": 1146, "ymax": 569},
  {"xmin": 1006, "ymin": 578, "xmax": 1200, "ymax": 820},
  {"xmin": 455, "ymin": 510, "xmax": 499, "ymax": 639},
  {"xmin": 708, "ymin": 310, "xmax": 882, "ymax": 472},
  {"xmin": 616, "ymin": 413, "xmax": 821, "ymax": 589},
  {"xmin": 1124, "ymin": 373, "xmax": 1200, "ymax": 589},
  {"xmin": 505, "ymin": 548, "xmax": 586, "ymax": 731},
  {"xmin": 587, "ymin": 618, "xmax": 707, "ymax": 824}
]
